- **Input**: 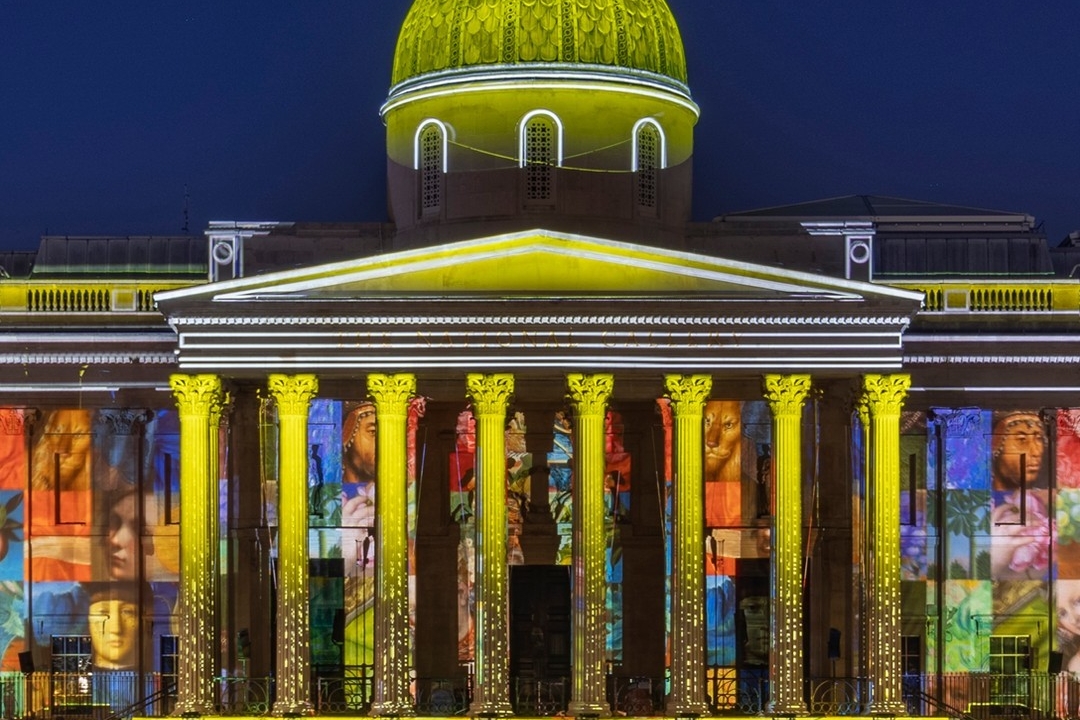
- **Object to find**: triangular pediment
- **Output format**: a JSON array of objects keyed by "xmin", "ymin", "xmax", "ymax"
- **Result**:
[{"xmin": 157, "ymin": 229, "xmax": 921, "ymax": 305}]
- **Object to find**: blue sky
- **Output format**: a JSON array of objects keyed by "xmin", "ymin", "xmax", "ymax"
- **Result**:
[{"xmin": 2, "ymin": 1, "xmax": 1078, "ymax": 249}]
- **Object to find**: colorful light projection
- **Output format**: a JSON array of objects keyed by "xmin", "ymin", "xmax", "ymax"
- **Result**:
[
  {"xmin": 901, "ymin": 409, "xmax": 1058, "ymax": 680},
  {"xmin": 699, "ymin": 400, "xmax": 771, "ymax": 673},
  {"xmin": 19, "ymin": 408, "xmax": 180, "ymax": 675}
]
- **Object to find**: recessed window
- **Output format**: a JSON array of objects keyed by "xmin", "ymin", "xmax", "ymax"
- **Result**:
[
  {"xmin": 520, "ymin": 111, "xmax": 563, "ymax": 205},
  {"xmin": 633, "ymin": 119, "xmax": 666, "ymax": 214},
  {"xmin": 414, "ymin": 120, "xmax": 448, "ymax": 217}
]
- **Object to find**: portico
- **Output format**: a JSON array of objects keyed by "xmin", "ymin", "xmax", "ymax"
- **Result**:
[{"xmin": 156, "ymin": 229, "xmax": 921, "ymax": 716}]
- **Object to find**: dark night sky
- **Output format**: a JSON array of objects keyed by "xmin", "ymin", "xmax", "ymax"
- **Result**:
[{"xmin": 2, "ymin": 1, "xmax": 1079, "ymax": 251}]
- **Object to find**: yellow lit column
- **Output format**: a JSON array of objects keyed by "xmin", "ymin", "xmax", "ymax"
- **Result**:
[
  {"xmin": 268, "ymin": 374, "xmax": 319, "ymax": 717},
  {"xmin": 170, "ymin": 374, "xmax": 224, "ymax": 716},
  {"xmin": 369, "ymin": 373, "xmax": 418, "ymax": 717},
  {"xmin": 862, "ymin": 374, "xmax": 911, "ymax": 715},
  {"xmin": 664, "ymin": 375, "xmax": 712, "ymax": 717},
  {"xmin": 763, "ymin": 374, "xmax": 811, "ymax": 716},
  {"xmin": 465, "ymin": 373, "xmax": 515, "ymax": 717},
  {"xmin": 567, "ymin": 373, "xmax": 614, "ymax": 718}
]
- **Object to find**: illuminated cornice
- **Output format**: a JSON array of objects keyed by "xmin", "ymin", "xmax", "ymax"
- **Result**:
[
  {"xmin": 0, "ymin": 352, "xmax": 176, "ymax": 366},
  {"xmin": 169, "ymin": 313, "xmax": 913, "ymax": 328},
  {"xmin": 381, "ymin": 66, "xmax": 698, "ymax": 118},
  {"xmin": 906, "ymin": 355, "xmax": 1080, "ymax": 365}
]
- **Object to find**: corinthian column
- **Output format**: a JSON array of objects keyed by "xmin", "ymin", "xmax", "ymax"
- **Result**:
[
  {"xmin": 664, "ymin": 374, "xmax": 712, "ymax": 717},
  {"xmin": 268, "ymin": 374, "xmax": 319, "ymax": 716},
  {"xmin": 464, "ymin": 373, "xmax": 515, "ymax": 717},
  {"xmin": 369, "ymin": 373, "xmax": 418, "ymax": 716},
  {"xmin": 862, "ymin": 374, "xmax": 911, "ymax": 715},
  {"xmin": 169, "ymin": 374, "xmax": 224, "ymax": 716},
  {"xmin": 762, "ymin": 374, "xmax": 811, "ymax": 716},
  {"xmin": 566, "ymin": 373, "xmax": 614, "ymax": 718}
]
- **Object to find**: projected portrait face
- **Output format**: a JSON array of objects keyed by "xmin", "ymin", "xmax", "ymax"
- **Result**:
[
  {"xmin": 992, "ymin": 412, "xmax": 1046, "ymax": 491},
  {"xmin": 88, "ymin": 587, "xmax": 140, "ymax": 669},
  {"xmin": 704, "ymin": 400, "xmax": 740, "ymax": 483},
  {"xmin": 343, "ymin": 403, "xmax": 377, "ymax": 484},
  {"xmin": 105, "ymin": 489, "xmax": 143, "ymax": 581}
]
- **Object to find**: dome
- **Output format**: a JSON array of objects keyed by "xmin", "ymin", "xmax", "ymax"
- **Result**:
[{"xmin": 390, "ymin": 0, "xmax": 688, "ymax": 89}]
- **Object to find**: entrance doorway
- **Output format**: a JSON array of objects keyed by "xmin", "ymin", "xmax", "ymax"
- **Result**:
[{"xmin": 509, "ymin": 565, "xmax": 572, "ymax": 714}]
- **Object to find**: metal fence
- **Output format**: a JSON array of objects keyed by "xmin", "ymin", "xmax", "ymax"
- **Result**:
[{"xmin": 2, "ymin": 670, "xmax": 1080, "ymax": 719}]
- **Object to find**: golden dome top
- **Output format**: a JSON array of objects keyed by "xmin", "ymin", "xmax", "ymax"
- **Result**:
[{"xmin": 390, "ymin": 0, "xmax": 688, "ymax": 89}]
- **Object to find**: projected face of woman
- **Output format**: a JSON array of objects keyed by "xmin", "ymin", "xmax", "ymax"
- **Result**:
[{"xmin": 107, "ymin": 491, "xmax": 139, "ymax": 580}]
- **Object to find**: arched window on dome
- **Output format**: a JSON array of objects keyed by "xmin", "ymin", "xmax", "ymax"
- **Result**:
[
  {"xmin": 414, "ymin": 119, "xmax": 448, "ymax": 216},
  {"xmin": 519, "ymin": 111, "xmax": 563, "ymax": 205},
  {"xmin": 632, "ymin": 119, "xmax": 667, "ymax": 214}
]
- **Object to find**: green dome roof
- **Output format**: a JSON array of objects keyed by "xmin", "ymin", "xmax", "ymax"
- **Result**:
[{"xmin": 391, "ymin": 0, "xmax": 688, "ymax": 88}]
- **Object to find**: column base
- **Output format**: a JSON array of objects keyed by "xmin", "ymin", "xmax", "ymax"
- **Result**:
[
  {"xmin": 468, "ymin": 699, "xmax": 514, "ymax": 718},
  {"xmin": 767, "ymin": 701, "xmax": 809, "ymax": 716},
  {"xmin": 567, "ymin": 699, "xmax": 611, "ymax": 718},
  {"xmin": 172, "ymin": 701, "xmax": 212, "ymax": 717},
  {"xmin": 271, "ymin": 700, "xmax": 314, "ymax": 717},
  {"xmin": 371, "ymin": 699, "xmax": 418, "ymax": 717},
  {"xmin": 664, "ymin": 699, "xmax": 708, "ymax": 718},
  {"xmin": 867, "ymin": 700, "xmax": 909, "ymax": 716}
]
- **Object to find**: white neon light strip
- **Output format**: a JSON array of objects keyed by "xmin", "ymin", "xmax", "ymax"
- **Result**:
[
  {"xmin": 0, "ymin": 384, "xmax": 169, "ymax": 393},
  {"xmin": 413, "ymin": 118, "xmax": 450, "ymax": 173},
  {"xmin": 518, "ymin": 110, "xmax": 564, "ymax": 168},
  {"xmin": 630, "ymin": 118, "xmax": 667, "ymax": 170},
  {"xmin": 181, "ymin": 330, "xmax": 901, "ymax": 341},
  {"xmin": 382, "ymin": 67, "xmax": 698, "ymax": 116},
  {"xmin": 178, "ymin": 357, "xmax": 903, "ymax": 371},
  {"xmin": 910, "ymin": 386, "xmax": 1080, "ymax": 393}
]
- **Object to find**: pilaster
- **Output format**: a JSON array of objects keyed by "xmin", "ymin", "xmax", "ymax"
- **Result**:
[
  {"xmin": 369, "ymin": 373, "xmax": 419, "ymax": 717},
  {"xmin": 762, "ymin": 374, "xmax": 811, "ymax": 716},
  {"xmin": 268, "ymin": 374, "xmax": 319, "ymax": 716},
  {"xmin": 663, "ymin": 375, "xmax": 712, "ymax": 717},
  {"xmin": 464, "ymin": 373, "xmax": 515, "ymax": 717},
  {"xmin": 862, "ymin": 374, "xmax": 911, "ymax": 715},
  {"xmin": 566, "ymin": 373, "xmax": 614, "ymax": 718},
  {"xmin": 170, "ymin": 374, "xmax": 224, "ymax": 716}
]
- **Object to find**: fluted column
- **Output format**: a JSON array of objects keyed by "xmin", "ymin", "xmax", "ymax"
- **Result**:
[
  {"xmin": 664, "ymin": 375, "xmax": 712, "ymax": 717},
  {"xmin": 465, "ymin": 374, "xmax": 515, "ymax": 717},
  {"xmin": 369, "ymin": 373, "xmax": 418, "ymax": 716},
  {"xmin": 855, "ymin": 399, "xmax": 872, "ymax": 687},
  {"xmin": 268, "ymin": 374, "xmax": 319, "ymax": 716},
  {"xmin": 566, "ymin": 373, "xmax": 614, "ymax": 718},
  {"xmin": 170, "ymin": 374, "xmax": 224, "ymax": 716},
  {"xmin": 763, "ymin": 374, "xmax": 811, "ymax": 716},
  {"xmin": 862, "ymin": 374, "xmax": 911, "ymax": 715}
]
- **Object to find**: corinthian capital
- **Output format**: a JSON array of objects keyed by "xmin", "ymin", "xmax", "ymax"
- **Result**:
[
  {"xmin": 465, "ymin": 374, "xmax": 514, "ymax": 416},
  {"xmin": 664, "ymin": 374, "xmax": 713, "ymax": 416},
  {"xmin": 566, "ymin": 373, "xmax": 614, "ymax": 416},
  {"xmin": 267, "ymin": 374, "xmax": 319, "ymax": 416},
  {"xmin": 762, "ymin": 374, "xmax": 812, "ymax": 418},
  {"xmin": 862, "ymin": 374, "xmax": 911, "ymax": 417},
  {"xmin": 368, "ymin": 374, "xmax": 417, "ymax": 416},
  {"xmin": 170, "ymin": 374, "xmax": 224, "ymax": 417}
]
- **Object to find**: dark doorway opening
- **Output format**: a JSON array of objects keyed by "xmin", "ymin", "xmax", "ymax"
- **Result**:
[{"xmin": 509, "ymin": 565, "xmax": 571, "ymax": 714}]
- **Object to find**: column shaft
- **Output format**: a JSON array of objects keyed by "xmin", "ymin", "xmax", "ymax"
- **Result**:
[
  {"xmin": 664, "ymin": 375, "xmax": 712, "ymax": 716},
  {"xmin": 465, "ymin": 374, "xmax": 515, "ymax": 717},
  {"xmin": 170, "ymin": 374, "xmax": 224, "ymax": 716},
  {"xmin": 862, "ymin": 374, "xmax": 911, "ymax": 715},
  {"xmin": 269, "ymin": 374, "xmax": 319, "ymax": 716},
  {"xmin": 370, "ymin": 374, "xmax": 418, "ymax": 716},
  {"xmin": 566, "ymin": 373, "xmax": 614, "ymax": 717},
  {"xmin": 763, "ymin": 374, "xmax": 811, "ymax": 716}
]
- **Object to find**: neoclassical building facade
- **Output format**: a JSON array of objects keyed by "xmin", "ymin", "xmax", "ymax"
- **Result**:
[{"xmin": 1, "ymin": 2, "xmax": 1078, "ymax": 719}]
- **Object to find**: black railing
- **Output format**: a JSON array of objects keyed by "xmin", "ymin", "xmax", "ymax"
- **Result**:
[{"xmin": 3, "ymin": 670, "xmax": 1079, "ymax": 718}]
